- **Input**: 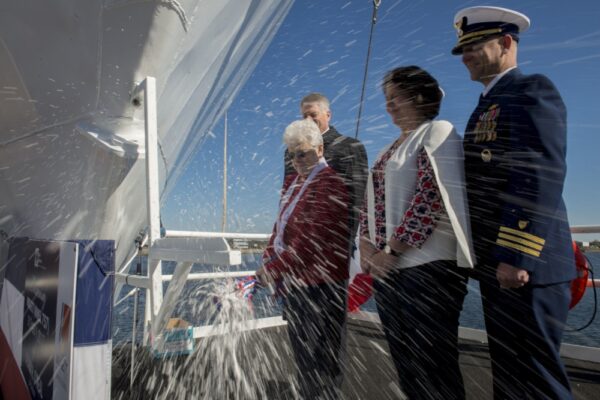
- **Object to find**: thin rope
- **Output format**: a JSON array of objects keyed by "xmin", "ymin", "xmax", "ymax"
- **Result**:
[{"xmin": 355, "ymin": 0, "xmax": 381, "ymax": 139}]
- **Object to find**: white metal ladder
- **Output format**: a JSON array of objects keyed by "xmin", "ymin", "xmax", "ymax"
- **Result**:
[{"xmin": 114, "ymin": 77, "xmax": 280, "ymax": 351}]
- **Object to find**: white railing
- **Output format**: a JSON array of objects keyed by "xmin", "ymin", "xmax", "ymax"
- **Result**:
[
  {"xmin": 165, "ymin": 230, "xmax": 270, "ymax": 239},
  {"xmin": 115, "ymin": 270, "xmax": 258, "ymax": 288},
  {"xmin": 571, "ymin": 225, "xmax": 600, "ymax": 234}
]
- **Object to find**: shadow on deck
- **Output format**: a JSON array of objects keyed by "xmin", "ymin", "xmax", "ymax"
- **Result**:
[{"xmin": 112, "ymin": 317, "xmax": 600, "ymax": 399}]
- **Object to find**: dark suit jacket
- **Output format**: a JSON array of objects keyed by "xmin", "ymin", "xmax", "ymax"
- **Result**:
[
  {"xmin": 463, "ymin": 68, "xmax": 576, "ymax": 285},
  {"xmin": 284, "ymin": 126, "xmax": 368, "ymax": 240},
  {"xmin": 263, "ymin": 167, "xmax": 350, "ymax": 285}
]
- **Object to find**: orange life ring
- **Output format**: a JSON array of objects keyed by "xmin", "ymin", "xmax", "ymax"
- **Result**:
[{"xmin": 570, "ymin": 241, "xmax": 589, "ymax": 309}]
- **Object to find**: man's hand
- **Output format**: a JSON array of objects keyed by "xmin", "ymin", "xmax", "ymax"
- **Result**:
[
  {"xmin": 368, "ymin": 251, "xmax": 398, "ymax": 280},
  {"xmin": 496, "ymin": 262, "xmax": 529, "ymax": 289}
]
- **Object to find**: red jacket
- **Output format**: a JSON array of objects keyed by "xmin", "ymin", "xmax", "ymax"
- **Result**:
[{"xmin": 263, "ymin": 167, "xmax": 351, "ymax": 285}]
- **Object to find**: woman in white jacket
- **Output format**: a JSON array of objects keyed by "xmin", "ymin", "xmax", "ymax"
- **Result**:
[{"xmin": 359, "ymin": 66, "xmax": 474, "ymax": 400}]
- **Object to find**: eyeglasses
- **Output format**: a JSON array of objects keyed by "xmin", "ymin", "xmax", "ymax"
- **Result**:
[{"xmin": 289, "ymin": 149, "xmax": 315, "ymax": 160}]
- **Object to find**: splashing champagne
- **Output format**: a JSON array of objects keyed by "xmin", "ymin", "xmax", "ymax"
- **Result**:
[{"xmin": 145, "ymin": 276, "xmax": 295, "ymax": 399}]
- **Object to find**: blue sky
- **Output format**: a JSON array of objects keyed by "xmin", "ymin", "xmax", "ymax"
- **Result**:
[{"xmin": 163, "ymin": 0, "xmax": 600, "ymax": 241}]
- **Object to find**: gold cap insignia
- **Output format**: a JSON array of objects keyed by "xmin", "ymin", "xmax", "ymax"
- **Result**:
[{"xmin": 455, "ymin": 17, "xmax": 465, "ymax": 37}]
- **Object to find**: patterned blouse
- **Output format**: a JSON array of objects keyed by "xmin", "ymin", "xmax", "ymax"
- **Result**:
[{"xmin": 359, "ymin": 146, "xmax": 444, "ymax": 250}]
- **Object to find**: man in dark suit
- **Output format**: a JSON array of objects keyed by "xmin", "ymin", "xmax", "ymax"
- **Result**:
[
  {"xmin": 284, "ymin": 93, "xmax": 368, "ymax": 246},
  {"xmin": 452, "ymin": 6, "xmax": 576, "ymax": 399}
]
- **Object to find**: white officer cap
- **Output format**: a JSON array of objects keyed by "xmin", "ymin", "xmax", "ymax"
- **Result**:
[{"xmin": 451, "ymin": 6, "xmax": 530, "ymax": 55}]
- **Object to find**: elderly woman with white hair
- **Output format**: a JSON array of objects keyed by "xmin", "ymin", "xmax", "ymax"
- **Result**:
[{"xmin": 257, "ymin": 118, "xmax": 351, "ymax": 399}]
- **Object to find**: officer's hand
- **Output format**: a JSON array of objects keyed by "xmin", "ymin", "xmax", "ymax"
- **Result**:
[{"xmin": 496, "ymin": 262, "xmax": 529, "ymax": 289}]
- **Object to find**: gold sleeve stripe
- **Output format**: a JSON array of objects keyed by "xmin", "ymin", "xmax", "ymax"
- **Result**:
[
  {"xmin": 496, "ymin": 239, "xmax": 541, "ymax": 257},
  {"xmin": 497, "ymin": 233, "xmax": 544, "ymax": 251},
  {"xmin": 499, "ymin": 226, "xmax": 546, "ymax": 245}
]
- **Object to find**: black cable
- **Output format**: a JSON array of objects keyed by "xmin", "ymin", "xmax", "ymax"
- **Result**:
[
  {"xmin": 354, "ymin": 0, "xmax": 381, "ymax": 140},
  {"xmin": 133, "ymin": 254, "xmax": 142, "ymax": 330}
]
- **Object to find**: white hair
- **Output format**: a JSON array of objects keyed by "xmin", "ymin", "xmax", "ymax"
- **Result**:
[{"xmin": 283, "ymin": 119, "xmax": 323, "ymax": 148}]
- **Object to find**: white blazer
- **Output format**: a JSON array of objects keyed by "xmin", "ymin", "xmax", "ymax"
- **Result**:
[{"xmin": 365, "ymin": 120, "xmax": 475, "ymax": 269}]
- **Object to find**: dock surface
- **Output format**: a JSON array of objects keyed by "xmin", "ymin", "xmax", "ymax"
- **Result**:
[{"xmin": 112, "ymin": 317, "xmax": 600, "ymax": 399}]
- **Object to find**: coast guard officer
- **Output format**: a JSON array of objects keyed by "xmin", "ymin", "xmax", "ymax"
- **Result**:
[{"xmin": 451, "ymin": 6, "xmax": 576, "ymax": 399}]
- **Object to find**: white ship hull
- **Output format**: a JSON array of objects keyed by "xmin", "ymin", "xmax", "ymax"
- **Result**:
[{"xmin": 0, "ymin": 0, "xmax": 293, "ymax": 269}]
